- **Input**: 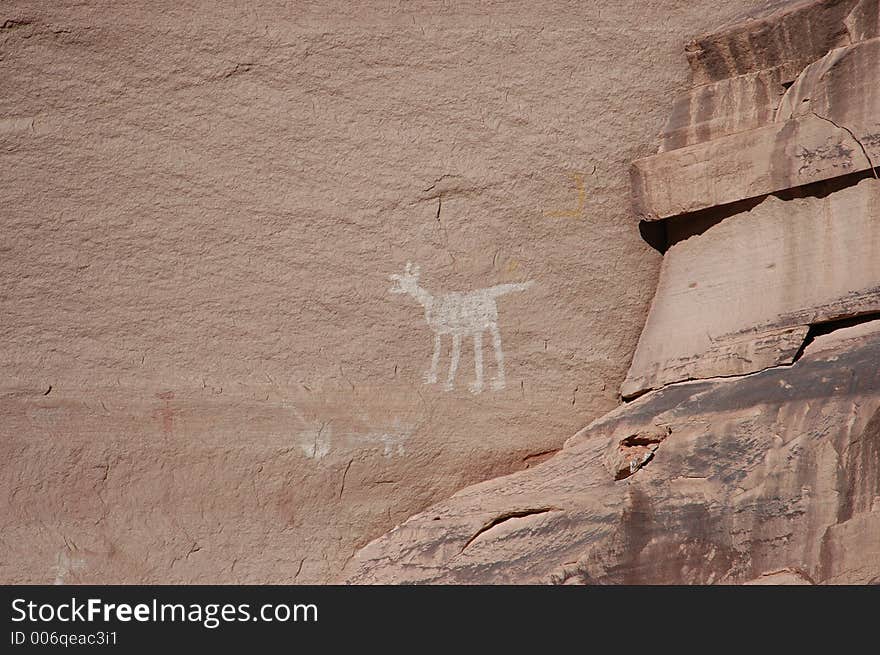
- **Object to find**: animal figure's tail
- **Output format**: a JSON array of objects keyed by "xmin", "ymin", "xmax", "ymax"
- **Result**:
[{"xmin": 484, "ymin": 281, "xmax": 534, "ymax": 298}]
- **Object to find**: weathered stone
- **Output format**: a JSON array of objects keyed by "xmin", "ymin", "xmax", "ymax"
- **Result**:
[
  {"xmin": 623, "ymin": 178, "xmax": 880, "ymax": 398},
  {"xmin": 777, "ymin": 37, "xmax": 880, "ymax": 144},
  {"xmin": 7, "ymin": 0, "xmax": 880, "ymax": 588},
  {"xmin": 742, "ymin": 568, "xmax": 815, "ymax": 584},
  {"xmin": 621, "ymin": 325, "xmax": 809, "ymax": 400},
  {"xmin": 344, "ymin": 321, "xmax": 880, "ymax": 584},
  {"xmin": 3, "ymin": 0, "xmax": 781, "ymax": 584},
  {"xmin": 685, "ymin": 0, "xmax": 855, "ymax": 86},
  {"xmin": 633, "ymin": 112, "xmax": 876, "ymax": 220},
  {"xmin": 346, "ymin": 0, "xmax": 880, "ymax": 587},
  {"xmin": 635, "ymin": 36, "xmax": 880, "ymax": 220},
  {"xmin": 659, "ymin": 68, "xmax": 788, "ymax": 153},
  {"xmin": 845, "ymin": 0, "xmax": 880, "ymax": 42},
  {"xmin": 604, "ymin": 426, "xmax": 671, "ymax": 480}
]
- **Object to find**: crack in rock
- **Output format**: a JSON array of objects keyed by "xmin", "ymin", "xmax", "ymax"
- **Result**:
[
  {"xmin": 812, "ymin": 110, "xmax": 879, "ymax": 179},
  {"xmin": 459, "ymin": 507, "xmax": 560, "ymax": 554}
]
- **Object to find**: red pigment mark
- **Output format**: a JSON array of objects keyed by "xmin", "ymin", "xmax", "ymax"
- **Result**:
[{"xmin": 155, "ymin": 391, "xmax": 174, "ymax": 435}]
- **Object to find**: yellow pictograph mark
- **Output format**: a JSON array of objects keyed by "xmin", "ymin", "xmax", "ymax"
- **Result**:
[{"xmin": 543, "ymin": 171, "xmax": 588, "ymax": 218}]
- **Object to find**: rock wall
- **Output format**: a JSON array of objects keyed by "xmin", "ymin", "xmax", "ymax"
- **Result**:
[
  {"xmin": 345, "ymin": 321, "xmax": 880, "ymax": 584},
  {"xmin": 345, "ymin": 0, "xmax": 880, "ymax": 584},
  {"xmin": 625, "ymin": 0, "xmax": 880, "ymax": 398},
  {"xmin": 0, "ymin": 1, "xmax": 771, "ymax": 583}
]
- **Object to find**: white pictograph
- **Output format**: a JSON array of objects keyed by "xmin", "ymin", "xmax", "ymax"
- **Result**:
[{"xmin": 389, "ymin": 263, "xmax": 532, "ymax": 393}]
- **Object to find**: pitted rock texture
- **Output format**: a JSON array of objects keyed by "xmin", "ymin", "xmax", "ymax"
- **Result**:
[{"xmin": 0, "ymin": 1, "xmax": 774, "ymax": 583}]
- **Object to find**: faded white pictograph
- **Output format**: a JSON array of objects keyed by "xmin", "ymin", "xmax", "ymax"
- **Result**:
[
  {"xmin": 298, "ymin": 422, "xmax": 332, "ymax": 460},
  {"xmin": 295, "ymin": 416, "xmax": 411, "ymax": 460},
  {"xmin": 51, "ymin": 550, "xmax": 85, "ymax": 585},
  {"xmin": 389, "ymin": 262, "xmax": 532, "ymax": 393},
  {"xmin": 277, "ymin": 386, "xmax": 415, "ymax": 461}
]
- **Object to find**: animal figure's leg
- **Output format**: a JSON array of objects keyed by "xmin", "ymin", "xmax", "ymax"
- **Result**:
[
  {"xmin": 490, "ymin": 323, "xmax": 505, "ymax": 390},
  {"xmin": 468, "ymin": 331, "xmax": 484, "ymax": 394},
  {"xmin": 424, "ymin": 333, "xmax": 441, "ymax": 384},
  {"xmin": 443, "ymin": 333, "xmax": 461, "ymax": 391}
]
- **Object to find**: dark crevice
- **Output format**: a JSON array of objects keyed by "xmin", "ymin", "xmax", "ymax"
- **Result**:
[
  {"xmin": 650, "ymin": 195, "xmax": 767, "ymax": 253},
  {"xmin": 624, "ymin": 312, "xmax": 880, "ymax": 403},
  {"xmin": 642, "ymin": 168, "xmax": 879, "ymax": 252},
  {"xmin": 611, "ymin": 427, "xmax": 670, "ymax": 480},
  {"xmin": 773, "ymin": 167, "xmax": 879, "ymax": 201},
  {"xmin": 522, "ymin": 448, "xmax": 561, "ymax": 468},
  {"xmin": 338, "ymin": 459, "xmax": 353, "ymax": 499},
  {"xmin": 793, "ymin": 311, "xmax": 880, "ymax": 364},
  {"xmin": 459, "ymin": 507, "xmax": 559, "ymax": 553},
  {"xmin": 621, "ymin": 385, "xmax": 651, "ymax": 403},
  {"xmin": 619, "ymin": 430, "xmax": 668, "ymax": 448},
  {"xmin": 638, "ymin": 219, "xmax": 667, "ymax": 253}
]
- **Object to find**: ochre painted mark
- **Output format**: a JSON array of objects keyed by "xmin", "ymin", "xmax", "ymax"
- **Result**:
[{"xmin": 543, "ymin": 171, "xmax": 587, "ymax": 218}]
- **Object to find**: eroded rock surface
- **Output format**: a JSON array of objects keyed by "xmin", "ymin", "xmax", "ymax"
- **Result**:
[
  {"xmin": 2, "ymin": 1, "xmax": 774, "ymax": 583},
  {"xmin": 623, "ymin": 178, "xmax": 880, "ymax": 398},
  {"xmin": 344, "ymin": 321, "xmax": 880, "ymax": 584},
  {"xmin": 634, "ymin": 0, "xmax": 880, "ymax": 220},
  {"xmin": 347, "ymin": 0, "xmax": 880, "ymax": 585},
  {"xmin": 626, "ymin": 0, "xmax": 880, "ymax": 398}
]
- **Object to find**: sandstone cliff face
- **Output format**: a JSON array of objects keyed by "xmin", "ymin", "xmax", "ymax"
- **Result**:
[
  {"xmin": 1, "ymin": 2, "xmax": 772, "ymax": 583},
  {"xmin": 345, "ymin": 0, "xmax": 880, "ymax": 584},
  {"xmin": 346, "ymin": 321, "xmax": 880, "ymax": 584}
]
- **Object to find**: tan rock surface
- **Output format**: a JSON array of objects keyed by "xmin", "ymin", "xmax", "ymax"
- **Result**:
[
  {"xmin": 626, "ymin": 0, "xmax": 880, "ymax": 397},
  {"xmin": 345, "ymin": 0, "xmax": 880, "ymax": 586},
  {"xmin": 658, "ymin": 67, "xmax": 788, "ymax": 153},
  {"xmin": 632, "ymin": 110, "xmax": 878, "ymax": 220},
  {"xmin": 623, "ymin": 178, "xmax": 880, "ymax": 398},
  {"xmin": 634, "ymin": 1, "xmax": 880, "ymax": 220},
  {"xmin": 344, "ymin": 321, "xmax": 880, "ymax": 584},
  {"xmin": 0, "ymin": 1, "xmax": 775, "ymax": 583}
]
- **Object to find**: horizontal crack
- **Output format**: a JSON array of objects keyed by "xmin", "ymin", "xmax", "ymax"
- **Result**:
[
  {"xmin": 522, "ymin": 448, "xmax": 561, "ymax": 467},
  {"xmin": 626, "ymin": 311, "xmax": 880, "ymax": 401},
  {"xmin": 459, "ymin": 507, "xmax": 559, "ymax": 554}
]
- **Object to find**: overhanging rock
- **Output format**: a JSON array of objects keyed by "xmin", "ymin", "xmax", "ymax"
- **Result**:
[{"xmin": 623, "ymin": 179, "xmax": 880, "ymax": 398}]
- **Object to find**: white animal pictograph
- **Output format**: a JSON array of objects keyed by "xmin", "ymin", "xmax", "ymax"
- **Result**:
[{"xmin": 389, "ymin": 263, "xmax": 533, "ymax": 393}]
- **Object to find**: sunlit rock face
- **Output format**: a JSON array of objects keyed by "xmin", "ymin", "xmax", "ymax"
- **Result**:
[
  {"xmin": 345, "ymin": 0, "xmax": 880, "ymax": 585},
  {"xmin": 1, "ymin": 1, "xmax": 776, "ymax": 583}
]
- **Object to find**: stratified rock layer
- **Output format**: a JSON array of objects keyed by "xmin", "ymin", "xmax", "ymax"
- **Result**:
[
  {"xmin": 623, "ymin": 178, "xmax": 880, "ymax": 398},
  {"xmin": 627, "ymin": 0, "xmax": 880, "ymax": 397},
  {"xmin": 635, "ymin": 3, "xmax": 880, "ymax": 220}
]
